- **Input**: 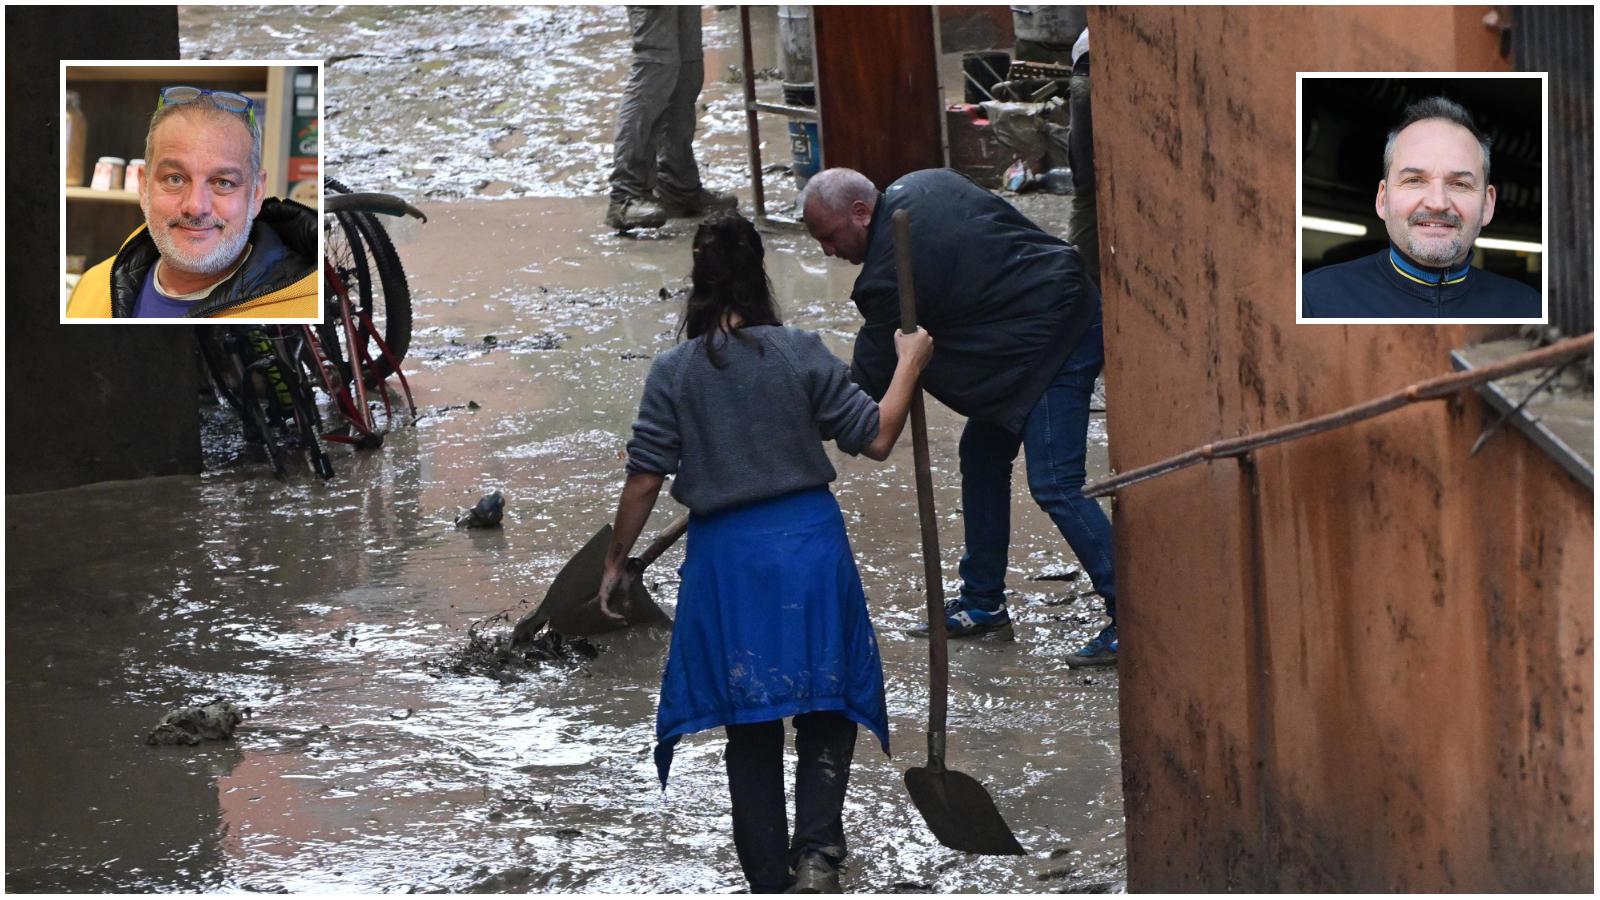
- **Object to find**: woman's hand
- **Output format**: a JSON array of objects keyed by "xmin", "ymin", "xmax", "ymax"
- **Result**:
[
  {"xmin": 596, "ymin": 563, "xmax": 631, "ymax": 625},
  {"xmin": 894, "ymin": 326, "xmax": 934, "ymax": 373}
]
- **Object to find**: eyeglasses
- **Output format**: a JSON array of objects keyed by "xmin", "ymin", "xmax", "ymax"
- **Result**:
[{"xmin": 158, "ymin": 85, "xmax": 257, "ymax": 128}]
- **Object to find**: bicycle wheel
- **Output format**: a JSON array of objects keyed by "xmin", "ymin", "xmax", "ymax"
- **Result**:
[{"xmin": 323, "ymin": 177, "xmax": 413, "ymax": 381}]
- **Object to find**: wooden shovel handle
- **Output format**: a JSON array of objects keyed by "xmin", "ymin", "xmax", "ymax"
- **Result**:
[
  {"xmin": 892, "ymin": 208, "xmax": 949, "ymax": 740},
  {"xmin": 635, "ymin": 514, "xmax": 689, "ymax": 568}
]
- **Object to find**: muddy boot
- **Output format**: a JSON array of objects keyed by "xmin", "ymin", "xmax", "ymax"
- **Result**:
[
  {"xmin": 785, "ymin": 852, "xmax": 841, "ymax": 893},
  {"xmin": 605, "ymin": 196, "xmax": 668, "ymax": 232},
  {"xmin": 656, "ymin": 187, "xmax": 738, "ymax": 219}
]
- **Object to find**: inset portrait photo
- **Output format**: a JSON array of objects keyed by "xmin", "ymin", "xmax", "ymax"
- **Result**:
[
  {"xmin": 61, "ymin": 60, "xmax": 323, "ymax": 322},
  {"xmin": 1297, "ymin": 73, "xmax": 1546, "ymax": 323}
]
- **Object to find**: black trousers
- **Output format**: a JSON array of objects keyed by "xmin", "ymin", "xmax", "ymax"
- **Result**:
[{"xmin": 724, "ymin": 711, "xmax": 858, "ymax": 892}]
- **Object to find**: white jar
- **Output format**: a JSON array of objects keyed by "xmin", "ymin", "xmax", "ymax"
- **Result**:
[{"xmin": 90, "ymin": 156, "xmax": 125, "ymax": 191}]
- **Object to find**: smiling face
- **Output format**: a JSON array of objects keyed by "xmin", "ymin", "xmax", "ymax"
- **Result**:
[
  {"xmin": 1376, "ymin": 118, "xmax": 1496, "ymax": 268},
  {"xmin": 802, "ymin": 195, "xmax": 874, "ymax": 266},
  {"xmin": 140, "ymin": 109, "xmax": 266, "ymax": 286}
]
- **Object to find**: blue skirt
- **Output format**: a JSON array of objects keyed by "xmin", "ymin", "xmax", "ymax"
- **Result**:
[{"xmin": 654, "ymin": 486, "xmax": 890, "ymax": 786}]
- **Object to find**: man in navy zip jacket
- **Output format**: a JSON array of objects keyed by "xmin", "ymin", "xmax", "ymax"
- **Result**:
[
  {"xmin": 1303, "ymin": 96, "xmax": 1540, "ymax": 319},
  {"xmin": 801, "ymin": 166, "xmax": 1119, "ymax": 667}
]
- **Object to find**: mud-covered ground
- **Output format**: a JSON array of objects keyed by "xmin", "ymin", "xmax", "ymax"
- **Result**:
[{"xmin": 6, "ymin": 6, "xmax": 1124, "ymax": 893}]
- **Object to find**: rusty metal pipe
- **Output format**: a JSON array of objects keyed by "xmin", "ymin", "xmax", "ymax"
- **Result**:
[
  {"xmin": 739, "ymin": 6, "xmax": 767, "ymax": 223},
  {"xmin": 1084, "ymin": 332, "xmax": 1594, "ymax": 498}
]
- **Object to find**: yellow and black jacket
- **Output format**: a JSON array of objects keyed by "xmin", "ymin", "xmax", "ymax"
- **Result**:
[{"xmin": 66, "ymin": 198, "xmax": 318, "ymax": 319}]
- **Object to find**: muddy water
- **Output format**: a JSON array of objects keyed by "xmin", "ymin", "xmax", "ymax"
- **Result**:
[{"xmin": 5, "ymin": 6, "xmax": 1124, "ymax": 893}]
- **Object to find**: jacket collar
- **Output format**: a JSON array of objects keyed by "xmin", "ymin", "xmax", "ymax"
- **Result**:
[
  {"xmin": 108, "ymin": 198, "xmax": 317, "ymax": 318},
  {"xmin": 1380, "ymin": 243, "xmax": 1475, "ymax": 302}
]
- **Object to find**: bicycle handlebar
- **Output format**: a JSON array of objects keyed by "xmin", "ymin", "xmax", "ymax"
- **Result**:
[{"xmin": 324, "ymin": 192, "xmax": 428, "ymax": 222}]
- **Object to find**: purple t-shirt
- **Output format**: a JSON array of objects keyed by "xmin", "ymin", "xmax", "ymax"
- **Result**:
[{"xmin": 134, "ymin": 266, "xmax": 209, "ymax": 318}]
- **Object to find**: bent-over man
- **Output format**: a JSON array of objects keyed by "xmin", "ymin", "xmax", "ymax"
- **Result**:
[{"xmin": 801, "ymin": 166, "xmax": 1118, "ymax": 667}]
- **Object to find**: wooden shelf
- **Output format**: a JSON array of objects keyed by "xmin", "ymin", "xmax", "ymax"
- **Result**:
[
  {"xmin": 65, "ymin": 65, "xmax": 269, "ymax": 85},
  {"xmin": 66, "ymin": 186, "xmax": 141, "ymax": 204}
]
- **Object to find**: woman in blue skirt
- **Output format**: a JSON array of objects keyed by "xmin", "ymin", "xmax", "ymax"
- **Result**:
[{"xmin": 598, "ymin": 211, "xmax": 933, "ymax": 892}]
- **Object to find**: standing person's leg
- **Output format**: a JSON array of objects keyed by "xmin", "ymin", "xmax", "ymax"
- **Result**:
[
  {"xmin": 725, "ymin": 719, "xmax": 792, "ymax": 892},
  {"xmin": 944, "ymin": 418, "xmax": 1025, "ymax": 637},
  {"xmin": 605, "ymin": 6, "xmax": 676, "ymax": 230},
  {"xmin": 1066, "ymin": 67, "xmax": 1098, "ymax": 289},
  {"xmin": 654, "ymin": 6, "xmax": 737, "ymax": 218},
  {"xmin": 789, "ymin": 711, "xmax": 857, "ymax": 891},
  {"xmin": 1020, "ymin": 314, "xmax": 1118, "ymax": 665}
]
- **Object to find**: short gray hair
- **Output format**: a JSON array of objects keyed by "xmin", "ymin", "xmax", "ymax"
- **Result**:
[
  {"xmin": 1382, "ymin": 95, "xmax": 1492, "ymax": 185},
  {"xmin": 797, "ymin": 167, "xmax": 878, "ymax": 215},
  {"xmin": 144, "ymin": 96, "xmax": 263, "ymax": 180}
]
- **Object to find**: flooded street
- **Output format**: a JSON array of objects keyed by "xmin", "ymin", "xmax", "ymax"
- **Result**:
[{"xmin": 7, "ymin": 6, "xmax": 1124, "ymax": 893}]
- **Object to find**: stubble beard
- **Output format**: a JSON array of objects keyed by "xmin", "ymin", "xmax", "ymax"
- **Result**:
[{"xmin": 1401, "ymin": 206, "xmax": 1472, "ymax": 265}]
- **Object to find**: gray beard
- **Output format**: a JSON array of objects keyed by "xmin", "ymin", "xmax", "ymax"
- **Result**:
[
  {"xmin": 1405, "ymin": 234, "xmax": 1466, "ymax": 268},
  {"xmin": 143, "ymin": 186, "xmax": 256, "ymax": 277}
]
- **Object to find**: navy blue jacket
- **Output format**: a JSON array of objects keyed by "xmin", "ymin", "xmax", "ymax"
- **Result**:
[
  {"xmin": 848, "ymin": 169, "xmax": 1096, "ymax": 432},
  {"xmin": 1303, "ymin": 246, "xmax": 1541, "ymax": 319}
]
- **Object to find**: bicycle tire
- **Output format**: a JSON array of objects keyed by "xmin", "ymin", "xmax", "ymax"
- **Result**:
[
  {"xmin": 196, "ymin": 327, "xmax": 244, "ymax": 415},
  {"xmin": 237, "ymin": 357, "xmax": 291, "ymax": 480},
  {"xmin": 323, "ymin": 177, "xmax": 413, "ymax": 380}
]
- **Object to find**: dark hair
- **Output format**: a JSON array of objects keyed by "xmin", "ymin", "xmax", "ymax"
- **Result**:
[
  {"xmin": 679, "ymin": 211, "xmax": 782, "ymax": 367},
  {"xmin": 1382, "ymin": 95, "xmax": 1493, "ymax": 184}
]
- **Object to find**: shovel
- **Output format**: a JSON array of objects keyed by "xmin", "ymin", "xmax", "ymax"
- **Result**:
[
  {"xmin": 892, "ymin": 209, "xmax": 1026, "ymax": 856},
  {"xmin": 510, "ymin": 514, "xmax": 687, "ymax": 642}
]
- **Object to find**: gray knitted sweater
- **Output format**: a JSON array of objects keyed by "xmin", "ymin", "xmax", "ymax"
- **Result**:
[{"xmin": 625, "ymin": 325, "xmax": 881, "ymax": 515}]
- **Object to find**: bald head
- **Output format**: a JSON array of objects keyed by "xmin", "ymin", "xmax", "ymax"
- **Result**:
[{"xmin": 800, "ymin": 168, "xmax": 878, "ymax": 265}]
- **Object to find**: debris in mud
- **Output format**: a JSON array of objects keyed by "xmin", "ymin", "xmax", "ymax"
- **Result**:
[
  {"xmin": 723, "ymin": 63, "xmax": 781, "ymax": 83},
  {"xmin": 456, "ymin": 490, "xmax": 505, "ymax": 528},
  {"xmin": 620, "ymin": 351, "xmax": 652, "ymax": 360},
  {"xmin": 441, "ymin": 626, "xmax": 599, "ymax": 683},
  {"xmin": 465, "ymin": 866, "xmax": 534, "ymax": 893},
  {"xmin": 146, "ymin": 699, "xmax": 245, "ymax": 746},
  {"xmin": 390, "ymin": 708, "xmax": 415, "ymax": 720},
  {"xmin": 1037, "ymin": 864, "xmax": 1078, "ymax": 881},
  {"xmin": 891, "ymin": 882, "xmax": 933, "ymax": 893},
  {"xmin": 1032, "ymin": 562, "xmax": 1082, "ymax": 581}
]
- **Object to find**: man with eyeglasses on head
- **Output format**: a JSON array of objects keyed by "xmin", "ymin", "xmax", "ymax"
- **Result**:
[{"xmin": 67, "ymin": 85, "xmax": 318, "ymax": 319}]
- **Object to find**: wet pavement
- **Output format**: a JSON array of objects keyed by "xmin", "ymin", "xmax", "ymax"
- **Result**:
[{"xmin": 6, "ymin": 6, "xmax": 1124, "ymax": 893}]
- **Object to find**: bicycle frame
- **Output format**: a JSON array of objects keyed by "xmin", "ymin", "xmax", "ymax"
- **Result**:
[{"xmin": 306, "ymin": 259, "xmax": 417, "ymax": 448}]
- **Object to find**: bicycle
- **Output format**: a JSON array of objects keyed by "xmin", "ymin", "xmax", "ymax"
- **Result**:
[
  {"xmin": 198, "ymin": 183, "xmax": 426, "ymax": 478},
  {"xmin": 198, "ymin": 323, "xmax": 335, "ymax": 479}
]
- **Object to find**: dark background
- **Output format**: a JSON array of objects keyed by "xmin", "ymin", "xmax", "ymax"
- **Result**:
[{"xmin": 1300, "ymin": 75, "xmax": 1543, "ymax": 284}]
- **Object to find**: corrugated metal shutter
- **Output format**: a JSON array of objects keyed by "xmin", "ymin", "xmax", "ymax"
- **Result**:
[{"xmin": 1512, "ymin": 6, "xmax": 1594, "ymax": 336}]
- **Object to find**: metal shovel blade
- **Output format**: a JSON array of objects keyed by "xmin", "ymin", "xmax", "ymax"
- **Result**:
[
  {"xmin": 510, "ymin": 524, "xmax": 670, "ymax": 642},
  {"xmin": 904, "ymin": 750, "xmax": 1026, "ymax": 856}
]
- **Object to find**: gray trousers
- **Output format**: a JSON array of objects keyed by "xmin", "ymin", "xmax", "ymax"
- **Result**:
[
  {"xmin": 609, "ymin": 6, "xmax": 706, "ymax": 204},
  {"xmin": 1066, "ymin": 71, "xmax": 1098, "ymax": 289}
]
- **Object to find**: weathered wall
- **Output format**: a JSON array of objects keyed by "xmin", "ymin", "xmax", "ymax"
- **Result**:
[
  {"xmin": 1091, "ymin": 6, "xmax": 1591, "ymax": 890},
  {"xmin": 6, "ymin": 7, "xmax": 201, "ymax": 495}
]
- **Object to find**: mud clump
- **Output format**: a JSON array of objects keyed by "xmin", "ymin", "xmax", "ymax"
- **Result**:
[
  {"xmin": 442, "ymin": 627, "xmax": 598, "ymax": 683},
  {"xmin": 455, "ymin": 490, "xmax": 504, "ymax": 528},
  {"xmin": 146, "ymin": 700, "xmax": 245, "ymax": 746}
]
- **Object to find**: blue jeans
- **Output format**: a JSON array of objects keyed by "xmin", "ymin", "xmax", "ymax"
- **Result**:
[{"xmin": 956, "ymin": 318, "xmax": 1116, "ymax": 620}]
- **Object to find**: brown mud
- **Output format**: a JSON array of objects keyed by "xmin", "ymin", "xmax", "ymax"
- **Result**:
[{"xmin": 5, "ymin": 6, "xmax": 1124, "ymax": 894}]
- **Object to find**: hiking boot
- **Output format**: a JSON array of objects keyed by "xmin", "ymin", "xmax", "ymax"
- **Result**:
[
  {"xmin": 909, "ymin": 598, "xmax": 1014, "ymax": 640},
  {"xmin": 786, "ymin": 852, "xmax": 841, "ymax": 893},
  {"xmin": 1066, "ymin": 624, "xmax": 1118, "ymax": 668},
  {"xmin": 604, "ymin": 196, "xmax": 668, "ymax": 232},
  {"xmin": 657, "ymin": 187, "xmax": 739, "ymax": 218}
]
